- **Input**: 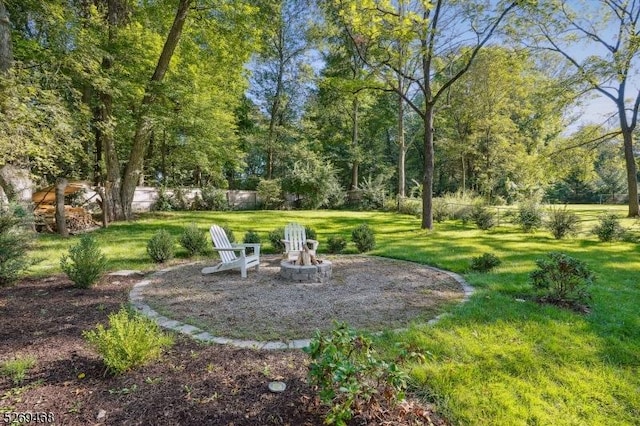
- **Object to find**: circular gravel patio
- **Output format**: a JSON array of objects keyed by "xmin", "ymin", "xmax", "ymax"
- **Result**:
[{"xmin": 132, "ymin": 255, "xmax": 473, "ymax": 348}]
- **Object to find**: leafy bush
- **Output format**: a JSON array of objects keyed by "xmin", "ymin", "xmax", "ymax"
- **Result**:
[
  {"xmin": 169, "ymin": 187, "xmax": 191, "ymax": 211},
  {"xmin": 146, "ymin": 229, "xmax": 175, "ymax": 263},
  {"xmin": 220, "ymin": 224, "xmax": 236, "ymax": 243},
  {"xmin": 470, "ymin": 253, "xmax": 502, "ymax": 272},
  {"xmin": 304, "ymin": 225, "xmax": 317, "ymax": 240},
  {"xmin": 60, "ymin": 235, "xmax": 108, "ymax": 288},
  {"xmin": 529, "ymin": 252, "xmax": 594, "ymax": 304},
  {"xmin": 304, "ymin": 322, "xmax": 408, "ymax": 426},
  {"xmin": 282, "ymin": 156, "xmax": 342, "ymax": 209},
  {"xmin": 592, "ymin": 213, "xmax": 625, "ymax": 242},
  {"xmin": 179, "ymin": 223, "xmax": 208, "ymax": 257},
  {"xmin": 545, "ymin": 206, "xmax": 580, "ymax": 239},
  {"xmin": 194, "ymin": 186, "xmax": 228, "ymax": 211},
  {"xmin": 358, "ymin": 175, "xmax": 388, "ymax": 210},
  {"xmin": 327, "ymin": 235, "xmax": 347, "ymax": 254},
  {"xmin": 351, "ymin": 223, "xmax": 375, "ymax": 253},
  {"xmin": 324, "ymin": 179, "xmax": 346, "ymax": 209},
  {"xmin": 0, "ymin": 204, "xmax": 34, "ymax": 285},
  {"xmin": 515, "ymin": 201, "xmax": 544, "ymax": 232},
  {"xmin": 440, "ymin": 191, "xmax": 480, "ymax": 222},
  {"xmin": 152, "ymin": 187, "xmax": 173, "ymax": 211},
  {"xmin": 399, "ymin": 197, "xmax": 422, "ymax": 217},
  {"xmin": 432, "ymin": 197, "xmax": 449, "ymax": 222},
  {"xmin": 0, "ymin": 355, "xmax": 36, "ymax": 385},
  {"xmin": 257, "ymin": 179, "xmax": 283, "ymax": 209},
  {"xmin": 243, "ymin": 230, "xmax": 261, "ymax": 255},
  {"xmin": 83, "ymin": 308, "xmax": 173, "ymax": 374},
  {"xmin": 268, "ymin": 227, "xmax": 285, "ymax": 253},
  {"xmin": 470, "ymin": 204, "xmax": 496, "ymax": 230}
]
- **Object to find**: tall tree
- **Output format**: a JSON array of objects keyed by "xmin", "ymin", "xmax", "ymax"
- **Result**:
[
  {"xmin": 436, "ymin": 47, "xmax": 568, "ymax": 201},
  {"xmin": 250, "ymin": 0, "xmax": 316, "ymax": 179},
  {"xmin": 516, "ymin": 0, "xmax": 640, "ymax": 216},
  {"xmin": 329, "ymin": 0, "xmax": 518, "ymax": 229}
]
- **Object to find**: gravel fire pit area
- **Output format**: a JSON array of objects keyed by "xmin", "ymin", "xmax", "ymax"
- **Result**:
[{"xmin": 142, "ymin": 255, "xmax": 466, "ymax": 341}]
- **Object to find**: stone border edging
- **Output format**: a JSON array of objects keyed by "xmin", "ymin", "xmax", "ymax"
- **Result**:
[{"xmin": 128, "ymin": 257, "xmax": 474, "ymax": 351}]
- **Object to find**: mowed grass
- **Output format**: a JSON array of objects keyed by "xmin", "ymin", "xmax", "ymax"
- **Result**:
[{"xmin": 26, "ymin": 206, "xmax": 640, "ymax": 424}]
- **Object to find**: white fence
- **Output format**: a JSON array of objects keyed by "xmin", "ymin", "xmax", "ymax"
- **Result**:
[{"xmin": 131, "ymin": 187, "xmax": 260, "ymax": 211}]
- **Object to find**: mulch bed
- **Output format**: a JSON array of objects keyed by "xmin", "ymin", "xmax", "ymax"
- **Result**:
[{"xmin": 0, "ymin": 274, "xmax": 448, "ymax": 425}]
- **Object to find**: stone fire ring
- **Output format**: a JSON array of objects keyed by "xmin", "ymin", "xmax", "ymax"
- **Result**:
[{"xmin": 280, "ymin": 259, "xmax": 332, "ymax": 283}]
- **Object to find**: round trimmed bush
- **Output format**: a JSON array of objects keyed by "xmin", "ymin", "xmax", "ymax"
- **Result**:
[
  {"xmin": 60, "ymin": 234, "xmax": 108, "ymax": 288},
  {"xmin": 351, "ymin": 224, "xmax": 375, "ymax": 253},
  {"xmin": 470, "ymin": 253, "xmax": 501, "ymax": 273},
  {"xmin": 179, "ymin": 223, "xmax": 208, "ymax": 257},
  {"xmin": 268, "ymin": 227, "xmax": 285, "ymax": 253},
  {"xmin": 327, "ymin": 235, "xmax": 347, "ymax": 254},
  {"xmin": 243, "ymin": 230, "xmax": 261, "ymax": 255},
  {"xmin": 147, "ymin": 230, "xmax": 175, "ymax": 263},
  {"xmin": 592, "ymin": 213, "xmax": 624, "ymax": 242}
]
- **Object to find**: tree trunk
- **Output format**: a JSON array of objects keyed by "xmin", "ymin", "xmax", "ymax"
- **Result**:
[
  {"xmin": 350, "ymin": 97, "xmax": 359, "ymax": 190},
  {"xmin": 421, "ymin": 104, "xmax": 435, "ymax": 230},
  {"xmin": 120, "ymin": 0, "xmax": 191, "ymax": 220},
  {"xmin": 100, "ymin": 84, "xmax": 122, "ymax": 222},
  {"xmin": 0, "ymin": 1, "xmax": 12, "ymax": 74},
  {"xmin": 266, "ymin": 34, "xmax": 285, "ymax": 180},
  {"xmin": 621, "ymin": 128, "xmax": 639, "ymax": 216},
  {"xmin": 55, "ymin": 178, "xmax": 68, "ymax": 237},
  {"xmin": 397, "ymin": 87, "xmax": 406, "ymax": 198}
]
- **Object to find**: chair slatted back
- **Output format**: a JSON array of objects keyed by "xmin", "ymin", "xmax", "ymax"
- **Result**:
[
  {"xmin": 285, "ymin": 223, "xmax": 306, "ymax": 252},
  {"xmin": 210, "ymin": 225, "xmax": 237, "ymax": 263}
]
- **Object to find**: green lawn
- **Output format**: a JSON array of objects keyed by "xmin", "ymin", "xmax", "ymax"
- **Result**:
[{"xmin": 27, "ymin": 206, "xmax": 640, "ymax": 425}]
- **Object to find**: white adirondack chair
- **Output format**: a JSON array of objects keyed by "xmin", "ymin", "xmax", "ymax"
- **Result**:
[
  {"xmin": 201, "ymin": 225, "xmax": 260, "ymax": 278},
  {"xmin": 281, "ymin": 222, "xmax": 319, "ymax": 262}
]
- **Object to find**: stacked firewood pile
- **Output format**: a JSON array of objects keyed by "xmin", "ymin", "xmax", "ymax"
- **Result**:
[{"xmin": 34, "ymin": 206, "xmax": 98, "ymax": 233}]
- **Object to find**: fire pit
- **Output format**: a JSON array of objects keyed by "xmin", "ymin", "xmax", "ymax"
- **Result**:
[{"xmin": 280, "ymin": 259, "xmax": 332, "ymax": 283}]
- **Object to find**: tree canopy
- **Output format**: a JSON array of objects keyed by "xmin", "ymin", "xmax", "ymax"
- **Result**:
[{"xmin": 0, "ymin": 0, "xmax": 637, "ymax": 224}]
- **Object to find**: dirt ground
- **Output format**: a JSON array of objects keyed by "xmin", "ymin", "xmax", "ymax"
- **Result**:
[
  {"xmin": 144, "ymin": 255, "xmax": 465, "ymax": 341},
  {"xmin": 0, "ymin": 257, "xmax": 458, "ymax": 425}
]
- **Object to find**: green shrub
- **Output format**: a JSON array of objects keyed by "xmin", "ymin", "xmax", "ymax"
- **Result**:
[
  {"xmin": 327, "ymin": 235, "xmax": 347, "ymax": 254},
  {"xmin": 530, "ymin": 252, "xmax": 594, "ymax": 304},
  {"xmin": 268, "ymin": 227, "xmax": 285, "ymax": 253},
  {"xmin": 0, "ymin": 205, "xmax": 34, "ymax": 285},
  {"xmin": 0, "ymin": 355, "xmax": 36, "ymax": 385},
  {"xmin": 195, "ymin": 186, "xmax": 228, "ymax": 211},
  {"xmin": 515, "ymin": 201, "xmax": 544, "ymax": 232},
  {"xmin": 146, "ymin": 230, "xmax": 175, "ymax": 263},
  {"xmin": 83, "ymin": 308, "xmax": 173, "ymax": 374},
  {"xmin": 220, "ymin": 224, "xmax": 236, "ymax": 243},
  {"xmin": 545, "ymin": 206, "xmax": 580, "ymax": 239},
  {"xmin": 282, "ymin": 156, "xmax": 342, "ymax": 209},
  {"xmin": 351, "ymin": 223, "xmax": 375, "ymax": 253},
  {"xmin": 358, "ymin": 175, "xmax": 388, "ymax": 210},
  {"xmin": 592, "ymin": 213, "xmax": 625, "ymax": 242},
  {"xmin": 169, "ymin": 188, "xmax": 191, "ymax": 211},
  {"xmin": 398, "ymin": 197, "xmax": 422, "ymax": 217},
  {"xmin": 304, "ymin": 225, "xmax": 317, "ymax": 240},
  {"xmin": 432, "ymin": 197, "xmax": 449, "ymax": 222},
  {"xmin": 257, "ymin": 179, "xmax": 283, "ymax": 209},
  {"xmin": 304, "ymin": 322, "xmax": 408, "ymax": 426},
  {"xmin": 60, "ymin": 235, "xmax": 108, "ymax": 288},
  {"xmin": 441, "ymin": 191, "xmax": 480, "ymax": 222},
  {"xmin": 470, "ymin": 253, "xmax": 502, "ymax": 272},
  {"xmin": 152, "ymin": 187, "xmax": 191, "ymax": 211},
  {"xmin": 243, "ymin": 230, "xmax": 261, "ymax": 255},
  {"xmin": 470, "ymin": 204, "xmax": 496, "ymax": 230},
  {"xmin": 152, "ymin": 187, "xmax": 173, "ymax": 211},
  {"xmin": 179, "ymin": 223, "xmax": 208, "ymax": 257}
]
